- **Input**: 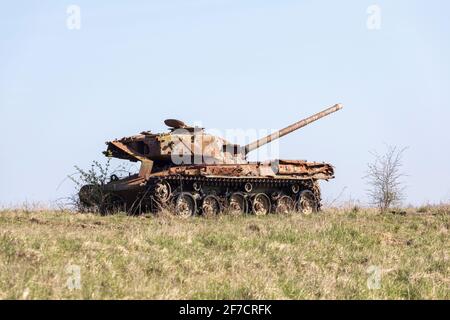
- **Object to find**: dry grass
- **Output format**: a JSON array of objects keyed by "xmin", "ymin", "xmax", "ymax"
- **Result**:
[{"xmin": 0, "ymin": 206, "xmax": 449, "ymax": 300}]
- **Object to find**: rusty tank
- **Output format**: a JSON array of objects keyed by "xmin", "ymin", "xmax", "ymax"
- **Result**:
[{"xmin": 79, "ymin": 104, "xmax": 343, "ymax": 216}]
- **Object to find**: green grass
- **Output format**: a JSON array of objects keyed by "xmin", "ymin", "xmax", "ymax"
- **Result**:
[{"xmin": 0, "ymin": 207, "xmax": 448, "ymax": 299}]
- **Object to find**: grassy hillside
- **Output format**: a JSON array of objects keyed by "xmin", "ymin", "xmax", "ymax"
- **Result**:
[{"xmin": 0, "ymin": 207, "xmax": 448, "ymax": 299}]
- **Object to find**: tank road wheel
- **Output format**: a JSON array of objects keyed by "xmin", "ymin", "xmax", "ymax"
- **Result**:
[
  {"xmin": 252, "ymin": 193, "xmax": 271, "ymax": 216},
  {"xmin": 297, "ymin": 190, "xmax": 319, "ymax": 215},
  {"xmin": 154, "ymin": 180, "xmax": 172, "ymax": 203},
  {"xmin": 275, "ymin": 196, "xmax": 295, "ymax": 214},
  {"xmin": 174, "ymin": 193, "xmax": 197, "ymax": 218},
  {"xmin": 202, "ymin": 195, "xmax": 222, "ymax": 217},
  {"xmin": 227, "ymin": 193, "xmax": 247, "ymax": 215}
]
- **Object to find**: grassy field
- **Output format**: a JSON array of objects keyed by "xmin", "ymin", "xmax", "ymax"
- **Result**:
[{"xmin": 0, "ymin": 206, "xmax": 449, "ymax": 300}]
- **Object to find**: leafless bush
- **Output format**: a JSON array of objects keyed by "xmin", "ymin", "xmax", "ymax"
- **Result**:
[{"xmin": 365, "ymin": 145, "xmax": 407, "ymax": 212}]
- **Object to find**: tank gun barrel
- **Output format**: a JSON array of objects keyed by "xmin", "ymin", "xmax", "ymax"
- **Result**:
[{"xmin": 244, "ymin": 103, "xmax": 343, "ymax": 154}]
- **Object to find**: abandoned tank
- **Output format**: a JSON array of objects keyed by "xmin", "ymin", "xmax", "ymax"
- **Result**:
[{"xmin": 79, "ymin": 104, "xmax": 343, "ymax": 216}]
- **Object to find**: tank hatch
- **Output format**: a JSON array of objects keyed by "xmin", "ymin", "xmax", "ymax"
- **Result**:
[
  {"xmin": 164, "ymin": 119, "xmax": 188, "ymax": 129},
  {"xmin": 164, "ymin": 119, "xmax": 204, "ymax": 133}
]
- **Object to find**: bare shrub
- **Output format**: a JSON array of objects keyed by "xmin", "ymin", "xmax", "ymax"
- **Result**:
[{"xmin": 365, "ymin": 145, "xmax": 407, "ymax": 212}]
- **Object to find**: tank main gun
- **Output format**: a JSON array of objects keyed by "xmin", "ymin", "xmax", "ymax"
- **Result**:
[{"xmin": 244, "ymin": 103, "xmax": 343, "ymax": 154}]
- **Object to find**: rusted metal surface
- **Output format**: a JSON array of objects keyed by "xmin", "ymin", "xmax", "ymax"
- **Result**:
[
  {"xmin": 148, "ymin": 161, "xmax": 334, "ymax": 180},
  {"xmin": 81, "ymin": 104, "xmax": 343, "ymax": 215}
]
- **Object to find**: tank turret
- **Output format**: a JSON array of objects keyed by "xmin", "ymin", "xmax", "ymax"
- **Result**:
[{"xmin": 104, "ymin": 104, "xmax": 343, "ymax": 167}]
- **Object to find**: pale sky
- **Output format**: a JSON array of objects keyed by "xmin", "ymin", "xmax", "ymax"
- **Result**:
[{"xmin": 1, "ymin": 0, "xmax": 449, "ymax": 207}]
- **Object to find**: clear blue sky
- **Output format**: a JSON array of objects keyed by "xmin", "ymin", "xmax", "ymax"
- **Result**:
[{"xmin": 1, "ymin": 0, "xmax": 449, "ymax": 207}]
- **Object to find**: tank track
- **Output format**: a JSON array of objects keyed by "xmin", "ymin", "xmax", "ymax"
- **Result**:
[{"xmin": 124, "ymin": 175, "xmax": 322, "ymax": 216}]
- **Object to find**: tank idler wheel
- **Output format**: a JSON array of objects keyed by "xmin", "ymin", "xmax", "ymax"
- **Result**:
[
  {"xmin": 275, "ymin": 196, "xmax": 295, "ymax": 214},
  {"xmin": 227, "ymin": 192, "xmax": 247, "ymax": 215},
  {"xmin": 79, "ymin": 184, "xmax": 101, "ymax": 209},
  {"xmin": 297, "ymin": 190, "xmax": 319, "ymax": 215},
  {"xmin": 252, "ymin": 193, "xmax": 271, "ymax": 216},
  {"xmin": 154, "ymin": 180, "xmax": 172, "ymax": 203},
  {"xmin": 100, "ymin": 194, "xmax": 125, "ymax": 215},
  {"xmin": 174, "ymin": 193, "xmax": 197, "ymax": 218},
  {"xmin": 202, "ymin": 195, "xmax": 222, "ymax": 217}
]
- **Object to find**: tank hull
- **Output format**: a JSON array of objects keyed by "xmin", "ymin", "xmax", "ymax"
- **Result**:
[{"xmin": 80, "ymin": 160, "xmax": 333, "ymax": 216}]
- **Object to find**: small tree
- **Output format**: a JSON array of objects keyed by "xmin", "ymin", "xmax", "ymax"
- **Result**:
[{"xmin": 365, "ymin": 145, "xmax": 407, "ymax": 212}]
